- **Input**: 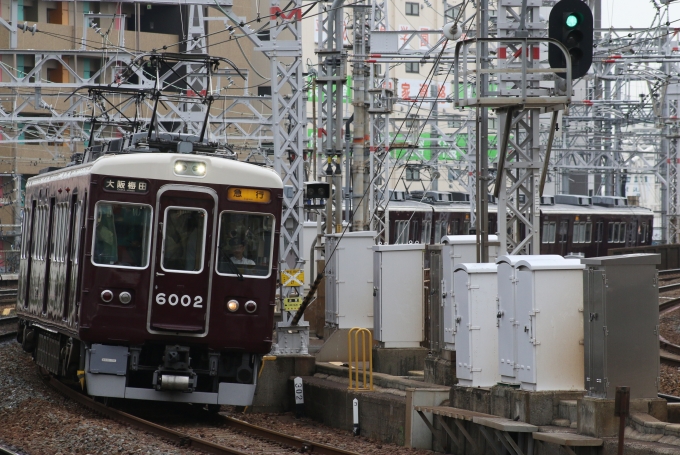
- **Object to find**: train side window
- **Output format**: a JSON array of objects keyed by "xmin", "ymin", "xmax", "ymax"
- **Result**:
[
  {"xmin": 216, "ymin": 211, "xmax": 276, "ymax": 278},
  {"xmin": 421, "ymin": 221, "xmax": 431, "ymax": 244},
  {"xmin": 452, "ymin": 219, "xmax": 460, "ymax": 235},
  {"xmin": 596, "ymin": 222, "xmax": 603, "ymax": 243},
  {"xmin": 395, "ymin": 220, "xmax": 409, "ymax": 244},
  {"xmin": 442, "ymin": 221, "xmax": 450, "ymax": 237},
  {"xmin": 71, "ymin": 201, "xmax": 82, "ymax": 258},
  {"xmin": 641, "ymin": 222, "xmax": 647, "ymax": 243},
  {"xmin": 92, "ymin": 202, "xmax": 153, "ymax": 269},
  {"xmin": 558, "ymin": 220, "xmax": 568, "ymax": 243},
  {"xmin": 411, "ymin": 220, "xmax": 419, "ymax": 243},
  {"xmin": 434, "ymin": 221, "xmax": 442, "ymax": 243},
  {"xmin": 572, "ymin": 222, "xmax": 583, "ymax": 243},
  {"xmin": 21, "ymin": 207, "xmax": 31, "ymax": 259},
  {"xmin": 542, "ymin": 221, "xmax": 555, "ymax": 243},
  {"xmin": 585, "ymin": 222, "xmax": 592, "ymax": 243},
  {"xmin": 618, "ymin": 223, "xmax": 627, "ymax": 243},
  {"xmin": 608, "ymin": 223, "xmax": 615, "ymax": 243}
]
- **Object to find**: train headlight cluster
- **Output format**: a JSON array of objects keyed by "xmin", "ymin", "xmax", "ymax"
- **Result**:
[
  {"xmin": 244, "ymin": 300, "xmax": 257, "ymax": 313},
  {"xmin": 227, "ymin": 299, "xmax": 239, "ymax": 312},
  {"xmin": 119, "ymin": 292, "xmax": 132, "ymax": 304},
  {"xmin": 174, "ymin": 160, "xmax": 207, "ymax": 177}
]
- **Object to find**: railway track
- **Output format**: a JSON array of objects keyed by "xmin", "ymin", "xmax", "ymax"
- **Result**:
[
  {"xmin": 43, "ymin": 372, "xmax": 359, "ymax": 455},
  {"xmin": 0, "ymin": 316, "xmax": 17, "ymax": 342}
]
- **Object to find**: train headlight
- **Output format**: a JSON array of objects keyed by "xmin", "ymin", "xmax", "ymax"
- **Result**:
[
  {"xmin": 227, "ymin": 299, "xmax": 239, "ymax": 312},
  {"xmin": 244, "ymin": 300, "xmax": 257, "ymax": 313},
  {"xmin": 174, "ymin": 160, "xmax": 207, "ymax": 177},
  {"xmin": 191, "ymin": 163, "xmax": 206, "ymax": 176},
  {"xmin": 101, "ymin": 290, "xmax": 113, "ymax": 303},
  {"xmin": 119, "ymin": 291, "xmax": 132, "ymax": 304}
]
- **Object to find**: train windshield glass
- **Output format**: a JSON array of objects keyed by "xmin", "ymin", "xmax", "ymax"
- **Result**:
[
  {"xmin": 92, "ymin": 202, "xmax": 152, "ymax": 268},
  {"xmin": 217, "ymin": 211, "xmax": 275, "ymax": 278},
  {"xmin": 162, "ymin": 208, "xmax": 207, "ymax": 273}
]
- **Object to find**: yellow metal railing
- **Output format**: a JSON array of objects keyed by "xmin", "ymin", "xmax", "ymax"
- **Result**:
[{"xmin": 348, "ymin": 327, "xmax": 373, "ymax": 391}]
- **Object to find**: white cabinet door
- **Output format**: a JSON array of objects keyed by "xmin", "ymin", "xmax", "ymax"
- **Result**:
[
  {"xmin": 454, "ymin": 271, "xmax": 472, "ymax": 380},
  {"xmin": 497, "ymin": 262, "xmax": 516, "ymax": 378},
  {"xmin": 516, "ymin": 267, "xmax": 536, "ymax": 386}
]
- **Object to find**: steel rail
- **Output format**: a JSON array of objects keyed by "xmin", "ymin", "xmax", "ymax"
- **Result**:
[
  {"xmin": 220, "ymin": 415, "xmax": 360, "ymax": 455},
  {"xmin": 660, "ymin": 297, "xmax": 680, "ymax": 312},
  {"xmin": 43, "ymin": 371, "xmax": 359, "ymax": 455},
  {"xmin": 43, "ymin": 374, "xmax": 259, "ymax": 455},
  {"xmin": 659, "ymin": 269, "xmax": 680, "ymax": 278},
  {"xmin": 659, "ymin": 282, "xmax": 680, "ymax": 293}
]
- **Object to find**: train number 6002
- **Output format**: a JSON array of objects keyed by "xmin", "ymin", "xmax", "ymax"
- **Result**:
[{"xmin": 155, "ymin": 293, "xmax": 203, "ymax": 308}]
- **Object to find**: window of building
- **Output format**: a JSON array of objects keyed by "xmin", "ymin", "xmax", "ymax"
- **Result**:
[
  {"xmin": 47, "ymin": 2, "xmax": 69, "ymax": 25},
  {"xmin": 405, "ymin": 2, "xmax": 419, "ymax": 16},
  {"xmin": 405, "ymin": 62, "xmax": 419, "ymax": 73},
  {"xmin": 445, "ymin": 5, "xmax": 461, "ymax": 21}
]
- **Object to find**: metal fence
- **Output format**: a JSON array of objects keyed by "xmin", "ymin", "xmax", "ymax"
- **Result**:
[{"xmin": 608, "ymin": 244, "xmax": 680, "ymax": 270}]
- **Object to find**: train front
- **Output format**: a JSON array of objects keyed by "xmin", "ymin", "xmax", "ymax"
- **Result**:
[{"xmin": 82, "ymin": 154, "xmax": 282, "ymax": 406}]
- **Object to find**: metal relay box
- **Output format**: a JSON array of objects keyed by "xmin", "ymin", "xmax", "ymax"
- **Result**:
[
  {"xmin": 581, "ymin": 253, "xmax": 660, "ymax": 399},
  {"xmin": 454, "ymin": 263, "xmax": 499, "ymax": 387},
  {"xmin": 373, "ymin": 244, "xmax": 425, "ymax": 348},
  {"xmin": 514, "ymin": 257, "xmax": 585, "ymax": 391},
  {"xmin": 324, "ymin": 231, "xmax": 376, "ymax": 329},
  {"xmin": 442, "ymin": 235, "xmax": 499, "ymax": 351}
]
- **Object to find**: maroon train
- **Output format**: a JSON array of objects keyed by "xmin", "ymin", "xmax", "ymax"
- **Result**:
[
  {"xmin": 16, "ymin": 150, "xmax": 282, "ymax": 406},
  {"xmin": 385, "ymin": 191, "xmax": 653, "ymax": 256}
]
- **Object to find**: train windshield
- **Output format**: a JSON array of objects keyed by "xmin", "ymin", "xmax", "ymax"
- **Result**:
[
  {"xmin": 217, "ymin": 211, "xmax": 275, "ymax": 278},
  {"xmin": 161, "ymin": 208, "xmax": 207, "ymax": 273},
  {"xmin": 92, "ymin": 202, "xmax": 152, "ymax": 268}
]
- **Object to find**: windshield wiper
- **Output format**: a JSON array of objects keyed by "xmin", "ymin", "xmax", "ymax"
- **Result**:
[{"xmin": 225, "ymin": 255, "xmax": 244, "ymax": 281}]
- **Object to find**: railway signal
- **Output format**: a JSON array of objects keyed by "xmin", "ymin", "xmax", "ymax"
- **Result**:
[{"xmin": 548, "ymin": 0, "xmax": 593, "ymax": 79}]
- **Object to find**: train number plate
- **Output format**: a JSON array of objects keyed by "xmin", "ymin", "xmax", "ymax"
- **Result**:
[{"xmin": 155, "ymin": 293, "xmax": 204, "ymax": 308}]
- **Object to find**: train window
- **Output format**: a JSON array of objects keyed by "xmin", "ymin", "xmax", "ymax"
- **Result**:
[
  {"xmin": 71, "ymin": 201, "xmax": 82, "ymax": 259},
  {"xmin": 572, "ymin": 223, "xmax": 583, "ymax": 243},
  {"xmin": 216, "ymin": 211, "xmax": 275, "ymax": 278},
  {"xmin": 162, "ymin": 207, "xmax": 206, "ymax": 273},
  {"xmin": 641, "ymin": 222, "xmax": 648, "ymax": 243},
  {"xmin": 463, "ymin": 220, "xmax": 470, "ymax": 235},
  {"xmin": 442, "ymin": 221, "xmax": 450, "ymax": 237},
  {"xmin": 21, "ymin": 207, "xmax": 30, "ymax": 259},
  {"xmin": 595, "ymin": 222, "xmax": 603, "ymax": 243},
  {"xmin": 434, "ymin": 221, "xmax": 442, "ymax": 243},
  {"xmin": 395, "ymin": 220, "xmax": 410, "ymax": 244},
  {"xmin": 542, "ymin": 221, "xmax": 556, "ymax": 243},
  {"xmin": 558, "ymin": 220, "xmax": 568, "ymax": 243},
  {"xmin": 618, "ymin": 223, "xmax": 627, "ymax": 243},
  {"xmin": 421, "ymin": 221, "xmax": 431, "ymax": 244},
  {"xmin": 92, "ymin": 202, "xmax": 152, "ymax": 269},
  {"xmin": 50, "ymin": 205, "xmax": 59, "ymax": 261},
  {"xmin": 411, "ymin": 220, "xmax": 419, "ymax": 243},
  {"xmin": 585, "ymin": 222, "xmax": 592, "ymax": 243},
  {"xmin": 452, "ymin": 220, "xmax": 459, "ymax": 235},
  {"xmin": 32, "ymin": 205, "xmax": 46, "ymax": 260}
]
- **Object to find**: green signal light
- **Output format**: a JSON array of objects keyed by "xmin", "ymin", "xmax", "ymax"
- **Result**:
[{"xmin": 565, "ymin": 14, "xmax": 579, "ymax": 28}]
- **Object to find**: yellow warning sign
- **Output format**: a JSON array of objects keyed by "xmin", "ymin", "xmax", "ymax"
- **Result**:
[
  {"xmin": 2, "ymin": 308, "xmax": 11, "ymax": 316},
  {"xmin": 283, "ymin": 297, "xmax": 303, "ymax": 312},
  {"xmin": 281, "ymin": 269, "xmax": 304, "ymax": 287}
]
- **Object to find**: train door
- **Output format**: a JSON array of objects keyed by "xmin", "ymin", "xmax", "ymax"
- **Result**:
[
  {"xmin": 20, "ymin": 200, "xmax": 36, "ymax": 309},
  {"xmin": 62, "ymin": 194, "xmax": 78, "ymax": 320},
  {"xmin": 148, "ymin": 186, "xmax": 217, "ymax": 335}
]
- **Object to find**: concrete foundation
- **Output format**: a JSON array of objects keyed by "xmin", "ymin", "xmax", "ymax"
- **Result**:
[
  {"xmin": 372, "ymin": 347, "xmax": 428, "ymax": 376},
  {"xmin": 578, "ymin": 396, "xmax": 669, "ymax": 438},
  {"xmin": 250, "ymin": 355, "xmax": 316, "ymax": 413},
  {"xmin": 423, "ymin": 353, "xmax": 457, "ymax": 386},
  {"xmin": 668, "ymin": 403, "xmax": 680, "ymax": 424},
  {"xmin": 449, "ymin": 384, "xmax": 585, "ymax": 426},
  {"xmin": 292, "ymin": 374, "xmax": 408, "ymax": 444}
]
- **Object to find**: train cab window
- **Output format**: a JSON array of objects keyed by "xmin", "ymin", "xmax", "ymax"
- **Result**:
[
  {"xmin": 541, "ymin": 221, "xmax": 556, "ymax": 243},
  {"xmin": 217, "ymin": 211, "xmax": 275, "ymax": 278},
  {"xmin": 92, "ymin": 202, "xmax": 152, "ymax": 268},
  {"xmin": 395, "ymin": 220, "xmax": 410, "ymax": 244},
  {"xmin": 421, "ymin": 221, "xmax": 432, "ymax": 244},
  {"xmin": 162, "ymin": 208, "xmax": 206, "ymax": 273}
]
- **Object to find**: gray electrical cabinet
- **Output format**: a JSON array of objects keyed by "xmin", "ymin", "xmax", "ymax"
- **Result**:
[
  {"xmin": 581, "ymin": 254, "xmax": 660, "ymax": 399},
  {"xmin": 425, "ymin": 245, "xmax": 444, "ymax": 355}
]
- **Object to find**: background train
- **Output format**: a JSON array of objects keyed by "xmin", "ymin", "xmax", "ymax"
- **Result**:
[
  {"xmin": 385, "ymin": 191, "xmax": 653, "ymax": 257},
  {"xmin": 16, "ymin": 139, "xmax": 282, "ymax": 407}
]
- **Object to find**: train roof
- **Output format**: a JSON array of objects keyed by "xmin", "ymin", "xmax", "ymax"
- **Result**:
[
  {"xmin": 541, "ymin": 203, "xmax": 653, "ymax": 216},
  {"xmin": 26, "ymin": 153, "xmax": 283, "ymax": 189}
]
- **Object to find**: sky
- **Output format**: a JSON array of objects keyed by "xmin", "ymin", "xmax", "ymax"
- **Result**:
[{"xmin": 600, "ymin": 0, "xmax": 680, "ymax": 28}]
